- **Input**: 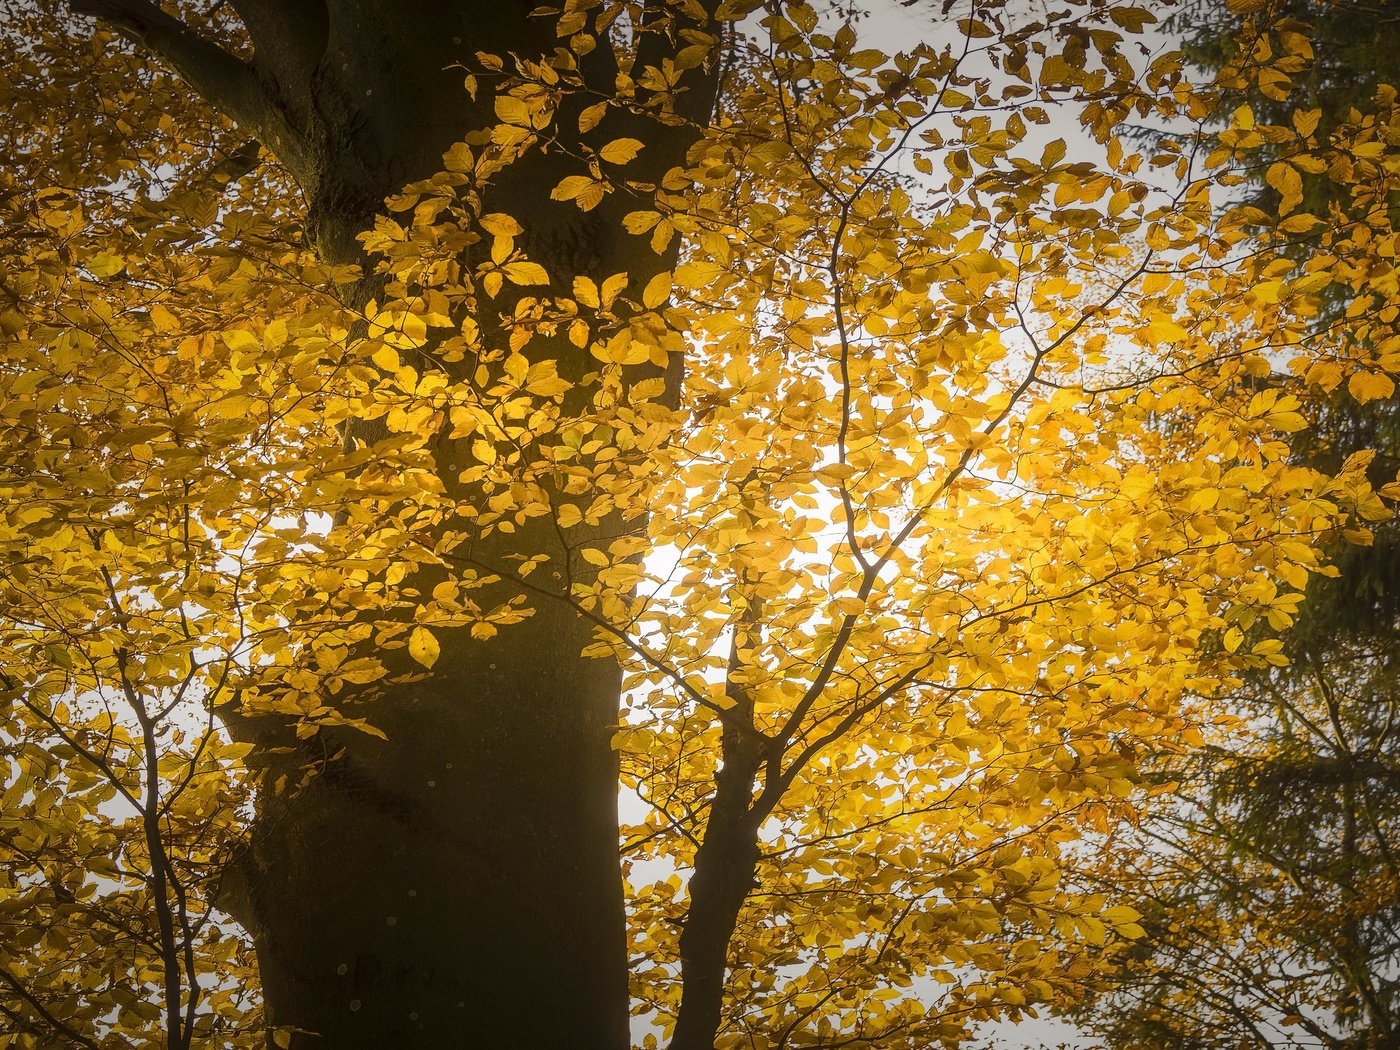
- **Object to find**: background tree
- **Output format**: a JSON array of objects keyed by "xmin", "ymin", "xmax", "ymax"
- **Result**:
[
  {"xmin": 1069, "ymin": 3, "xmax": 1400, "ymax": 1045},
  {"xmin": 2, "ymin": 2, "xmax": 1398, "ymax": 1050}
]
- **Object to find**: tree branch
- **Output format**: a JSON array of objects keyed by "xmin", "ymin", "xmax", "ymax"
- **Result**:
[
  {"xmin": 0, "ymin": 968, "xmax": 103, "ymax": 1050},
  {"xmin": 69, "ymin": 0, "xmax": 304, "ymax": 169}
]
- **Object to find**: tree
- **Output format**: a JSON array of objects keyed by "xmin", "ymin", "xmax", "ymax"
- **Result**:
[
  {"xmin": 1, "ymin": 2, "xmax": 1396, "ymax": 1048},
  {"xmin": 1069, "ymin": 598, "xmax": 1400, "ymax": 1047},
  {"xmin": 1178, "ymin": 0, "xmax": 1400, "ymax": 217},
  {"xmin": 1068, "ymin": 4, "xmax": 1400, "ymax": 1045}
]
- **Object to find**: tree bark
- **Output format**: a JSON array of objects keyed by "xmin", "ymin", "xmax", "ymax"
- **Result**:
[
  {"xmin": 67, "ymin": 1, "xmax": 720, "ymax": 1046},
  {"xmin": 670, "ymin": 628, "xmax": 768, "ymax": 1050},
  {"xmin": 670, "ymin": 765, "xmax": 763, "ymax": 1050},
  {"xmin": 233, "ymin": 569, "xmax": 631, "ymax": 1049}
]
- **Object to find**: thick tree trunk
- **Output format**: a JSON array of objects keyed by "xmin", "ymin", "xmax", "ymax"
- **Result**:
[
  {"xmin": 233, "ymin": 560, "xmax": 630, "ymax": 1048},
  {"xmin": 226, "ymin": 232, "xmax": 637, "ymax": 1047},
  {"xmin": 228, "ymin": 8, "xmax": 642, "ymax": 1034},
  {"xmin": 70, "ymin": 1, "xmax": 721, "ymax": 1044}
]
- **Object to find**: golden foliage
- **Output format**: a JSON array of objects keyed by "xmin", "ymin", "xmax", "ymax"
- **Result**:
[{"xmin": 0, "ymin": 0, "xmax": 1397, "ymax": 1046}]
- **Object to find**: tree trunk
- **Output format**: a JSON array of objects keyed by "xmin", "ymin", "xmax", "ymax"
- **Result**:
[
  {"xmin": 67, "ymin": 1, "xmax": 718, "ymax": 1045},
  {"xmin": 233, "ymin": 565, "xmax": 631, "ymax": 1049}
]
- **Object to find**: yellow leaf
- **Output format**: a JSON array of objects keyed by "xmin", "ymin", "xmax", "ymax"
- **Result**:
[
  {"xmin": 1293, "ymin": 108, "xmax": 1321, "ymax": 138},
  {"xmin": 1348, "ymin": 370, "xmax": 1395, "ymax": 404},
  {"xmin": 494, "ymin": 95, "xmax": 531, "ymax": 126},
  {"xmin": 601, "ymin": 273, "xmax": 628, "ymax": 308},
  {"xmin": 1269, "ymin": 411, "xmax": 1309, "ymax": 433},
  {"xmin": 1108, "ymin": 5, "xmax": 1156, "ymax": 30},
  {"xmin": 444, "ymin": 142, "xmax": 474, "ymax": 172},
  {"xmin": 502, "ymin": 260, "xmax": 550, "ymax": 286},
  {"xmin": 551, "ymin": 175, "xmax": 608, "ymax": 211},
  {"xmin": 1278, "ymin": 213, "xmax": 1320, "ymax": 234},
  {"xmin": 223, "ymin": 329, "xmax": 259, "ymax": 353},
  {"xmin": 472, "ymin": 438, "xmax": 497, "ymax": 465},
  {"xmin": 480, "ymin": 213, "xmax": 523, "ymax": 237},
  {"xmin": 525, "ymin": 359, "xmax": 572, "ymax": 397},
  {"xmin": 573, "ymin": 276, "xmax": 600, "ymax": 309},
  {"xmin": 1148, "ymin": 319, "xmax": 1188, "ymax": 343},
  {"xmin": 623, "ymin": 210, "xmax": 662, "ymax": 235},
  {"xmin": 408, "ymin": 626, "xmax": 440, "ymax": 669},
  {"xmin": 149, "ymin": 303, "xmax": 180, "ymax": 332},
  {"xmin": 1266, "ymin": 161, "xmax": 1304, "ymax": 214},
  {"xmin": 642, "ymin": 271, "xmax": 672, "ymax": 310},
  {"xmin": 598, "ymin": 138, "xmax": 644, "ymax": 164},
  {"xmin": 592, "ymin": 330, "xmax": 650, "ymax": 365},
  {"xmin": 86, "ymin": 254, "xmax": 125, "ymax": 278},
  {"xmin": 578, "ymin": 101, "xmax": 607, "ymax": 133}
]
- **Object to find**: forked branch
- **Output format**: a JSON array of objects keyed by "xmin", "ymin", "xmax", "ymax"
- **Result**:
[{"xmin": 68, "ymin": 0, "xmax": 302, "ymax": 168}]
